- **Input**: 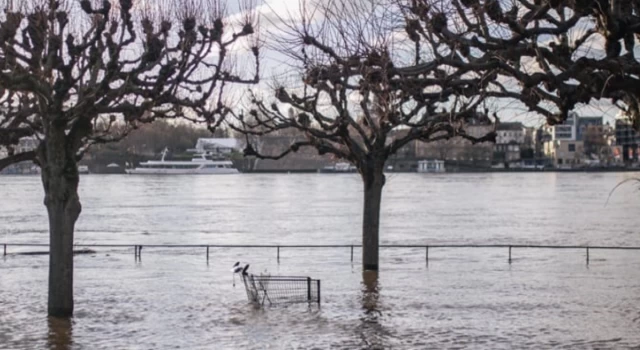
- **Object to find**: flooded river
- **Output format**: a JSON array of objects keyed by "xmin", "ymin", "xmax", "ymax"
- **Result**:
[{"xmin": 1, "ymin": 173, "xmax": 640, "ymax": 349}]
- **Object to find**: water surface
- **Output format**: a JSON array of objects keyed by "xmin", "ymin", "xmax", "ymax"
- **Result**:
[{"xmin": 1, "ymin": 173, "xmax": 640, "ymax": 349}]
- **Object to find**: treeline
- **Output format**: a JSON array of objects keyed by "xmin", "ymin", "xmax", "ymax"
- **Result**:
[
  {"xmin": 89, "ymin": 121, "xmax": 229, "ymax": 156},
  {"xmin": 84, "ymin": 121, "xmax": 232, "ymax": 169}
]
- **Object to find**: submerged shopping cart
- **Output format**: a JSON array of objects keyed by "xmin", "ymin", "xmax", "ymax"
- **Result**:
[{"xmin": 241, "ymin": 271, "xmax": 321, "ymax": 306}]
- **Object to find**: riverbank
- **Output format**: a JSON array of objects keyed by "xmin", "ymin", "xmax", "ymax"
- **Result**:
[
  {"xmin": 233, "ymin": 167, "xmax": 640, "ymax": 174},
  {"xmin": 3, "ymin": 167, "xmax": 640, "ymax": 175}
]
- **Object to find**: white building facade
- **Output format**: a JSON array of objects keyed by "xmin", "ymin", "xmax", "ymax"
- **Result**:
[{"xmin": 193, "ymin": 138, "xmax": 239, "ymax": 156}]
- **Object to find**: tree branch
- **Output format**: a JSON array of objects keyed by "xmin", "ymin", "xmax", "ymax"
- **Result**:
[{"xmin": 0, "ymin": 151, "xmax": 36, "ymax": 171}]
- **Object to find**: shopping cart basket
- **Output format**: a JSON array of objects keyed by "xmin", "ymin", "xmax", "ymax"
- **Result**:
[{"xmin": 241, "ymin": 273, "xmax": 321, "ymax": 306}]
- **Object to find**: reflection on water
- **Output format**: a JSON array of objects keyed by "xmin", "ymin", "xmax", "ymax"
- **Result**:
[
  {"xmin": 357, "ymin": 270, "xmax": 389, "ymax": 349},
  {"xmin": 361, "ymin": 270, "xmax": 380, "ymax": 314},
  {"xmin": 47, "ymin": 317, "xmax": 72, "ymax": 350}
]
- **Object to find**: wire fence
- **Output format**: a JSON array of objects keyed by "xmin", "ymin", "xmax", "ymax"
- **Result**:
[{"xmin": 4, "ymin": 243, "xmax": 640, "ymax": 265}]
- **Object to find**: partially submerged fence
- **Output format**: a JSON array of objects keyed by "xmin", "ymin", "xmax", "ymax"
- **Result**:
[{"xmin": 4, "ymin": 243, "xmax": 640, "ymax": 265}]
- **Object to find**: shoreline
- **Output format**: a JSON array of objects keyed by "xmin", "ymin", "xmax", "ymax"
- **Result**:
[{"xmin": 3, "ymin": 168, "xmax": 640, "ymax": 175}]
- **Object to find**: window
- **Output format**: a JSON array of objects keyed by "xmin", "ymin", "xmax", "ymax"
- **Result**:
[
  {"xmin": 568, "ymin": 144, "xmax": 576, "ymax": 152},
  {"xmin": 558, "ymin": 159, "xmax": 563, "ymax": 165}
]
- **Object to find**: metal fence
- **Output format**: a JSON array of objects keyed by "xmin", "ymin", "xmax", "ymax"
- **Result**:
[{"xmin": 4, "ymin": 243, "xmax": 640, "ymax": 265}]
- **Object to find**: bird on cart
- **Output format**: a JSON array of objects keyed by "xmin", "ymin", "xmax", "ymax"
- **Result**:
[{"xmin": 231, "ymin": 262, "xmax": 250, "ymax": 287}]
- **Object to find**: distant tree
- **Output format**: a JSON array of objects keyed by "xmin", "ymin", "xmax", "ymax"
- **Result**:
[
  {"xmin": 89, "ymin": 120, "xmax": 224, "ymax": 158},
  {"xmin": 236, "ymin": 0, "xmax": 496, "ymax": 271},
  {"xmin": 432, "ymin": 0, "xmax": 640, "ymax": 131},
  {"xmin": 0, "ymin": 0, "xmax": 258, "ymax": 317}
]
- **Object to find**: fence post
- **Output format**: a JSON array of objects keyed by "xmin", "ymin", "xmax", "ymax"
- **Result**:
[
  {"xmin": 206, "ymin": 246, "xmax": 209, "ymax": 264},
  {"xmin": 3, "ymin": 244, "xmax": 6, "ymax": 256},
  {"xmin": 426, "ymin": 246, "xmax": 429, "ymax": 266},
  {"xmin": 134, "ymin": 245, "xmax": 137, "ymax": 260},
  {"xmin": 586, "ymin": 246, "xmax": 589, "ymax": 265},
  {"xmin": 350, "ymin": 245, "xmax": 354, "ymax": 262},
  {"xmin": 138, "ymin": 245, "xmax": 142, "ymax": 260},
  {"xmin": 317, "ymin": 280, "xmax": 321, "ymax": 305},
  {"xmin": 508, "ymin": 246, "xmax": 512, "ymax": 264},
  {"xmin": 277, "ymin": 246, "xmax": 280, "ymax": 262},
  {"xmin": 307, "ymin": 277, "xmax": 311, "ymax": 302}
]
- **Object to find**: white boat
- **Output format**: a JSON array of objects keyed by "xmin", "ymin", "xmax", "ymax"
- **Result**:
[{"xmin": 126, "ymin": 149, "xmax": 239, "ymax": 175}]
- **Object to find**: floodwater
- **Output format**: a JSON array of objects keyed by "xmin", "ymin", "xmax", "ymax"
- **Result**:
[{"xmin": 1, "ymin": 173, "xmax": 640, "ymax": 349}]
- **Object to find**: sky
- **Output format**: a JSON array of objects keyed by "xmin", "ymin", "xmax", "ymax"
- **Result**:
[{"xmin": 2, "ymin": 0, "xmax": 627, "ymax": 130}]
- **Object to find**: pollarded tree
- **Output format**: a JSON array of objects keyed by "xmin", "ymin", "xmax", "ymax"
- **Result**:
[
  {"xmin": 430, "ymin": 0, "xmax": 640, "ymax": 130},
  {"xmin": 236, "ymin": 0, "xmax": 497, "ymax": 272},
  {"xmin": 0, "ymin": 0, "xmax": 259, "ymax": 317}
]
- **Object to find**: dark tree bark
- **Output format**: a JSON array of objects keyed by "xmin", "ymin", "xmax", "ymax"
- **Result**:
[
  {"xmin": 40, "ymin": 126, "xmax": 81, "ymax": 317},
  {"xmin": 361, "ymin": 160, "xmax": 385, "ymax": 271}
]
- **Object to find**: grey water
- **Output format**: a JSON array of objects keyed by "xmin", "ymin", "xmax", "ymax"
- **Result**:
[{"xmin": 1, "ymin": 173, "xmax": 640, "ymax": 349}]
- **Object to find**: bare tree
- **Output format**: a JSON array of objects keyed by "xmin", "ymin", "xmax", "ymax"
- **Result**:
[
  {"xmin": 430, "ymin": 0, "xmax": 640, "ymax": 130},
  {"xmin": 235, "ymin": 0, "xmax": 496, "ymax": 271},
  {"xmin": 0, "ymin": 0, "xmax": 258, "ymax": 317}
]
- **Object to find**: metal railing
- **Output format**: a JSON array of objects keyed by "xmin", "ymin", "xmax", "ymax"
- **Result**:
[{"xmin": 4, "ymin": 243, "xmax": 640, "ymax": 265}]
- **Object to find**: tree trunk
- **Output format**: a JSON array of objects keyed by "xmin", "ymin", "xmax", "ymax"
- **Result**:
[
  {"xmin": 39, "ymin": 126, "xmax": 82, "ymax": 318},
  {"xmin": 361, "ymin": 162, "xmax": 385, "ymax": 271}
]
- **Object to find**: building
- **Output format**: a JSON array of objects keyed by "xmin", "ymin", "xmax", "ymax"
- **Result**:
[
  {"xmin": 546, "ymin": 113, "xmax": 577, "ymax": 140},
  {"xmin": 522, "ymin": 127, "xmax": 536, "ymax": 150},
  {"xmin": 417, "ymin": 159, "xmax": 445, "ymax": 173},
  {"xmin": 544, "ymin": 139, "xmax": 584, "ymax": 168},
  {"xmin": 615, "ymin": 119, "xmax": 640, "ymax": 163},
  {"xmin": 541, "ymin": 114, "xmax": 608, "ymax": 168},
  {"xmin": 581, "ymin": 123, "xmax": 614, "ymax": 163},
  {"xmin": 576, "ymin": 116, "xmax": 603, "ymax": 141},
  {"xmin": 534, "ymin": 127, "xmax": 551, "ymax": 156},
  {"xmin": 543, "ymin": 113, "xmax": 603, "ymax": 143},
  {"xmin": 192, "ymin": 138, "xmax": 238, "ymax": 156},
  {"xmin": 496, "ymin": 122, "xmax": 525, "ymax": 144},
  {"xmin": 494, "ymin": 122, "xmax": 525, "ymax": 165},
  {"xmin": 494, "ymin": 142, "xmax": 522, "ymax": 164}
]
